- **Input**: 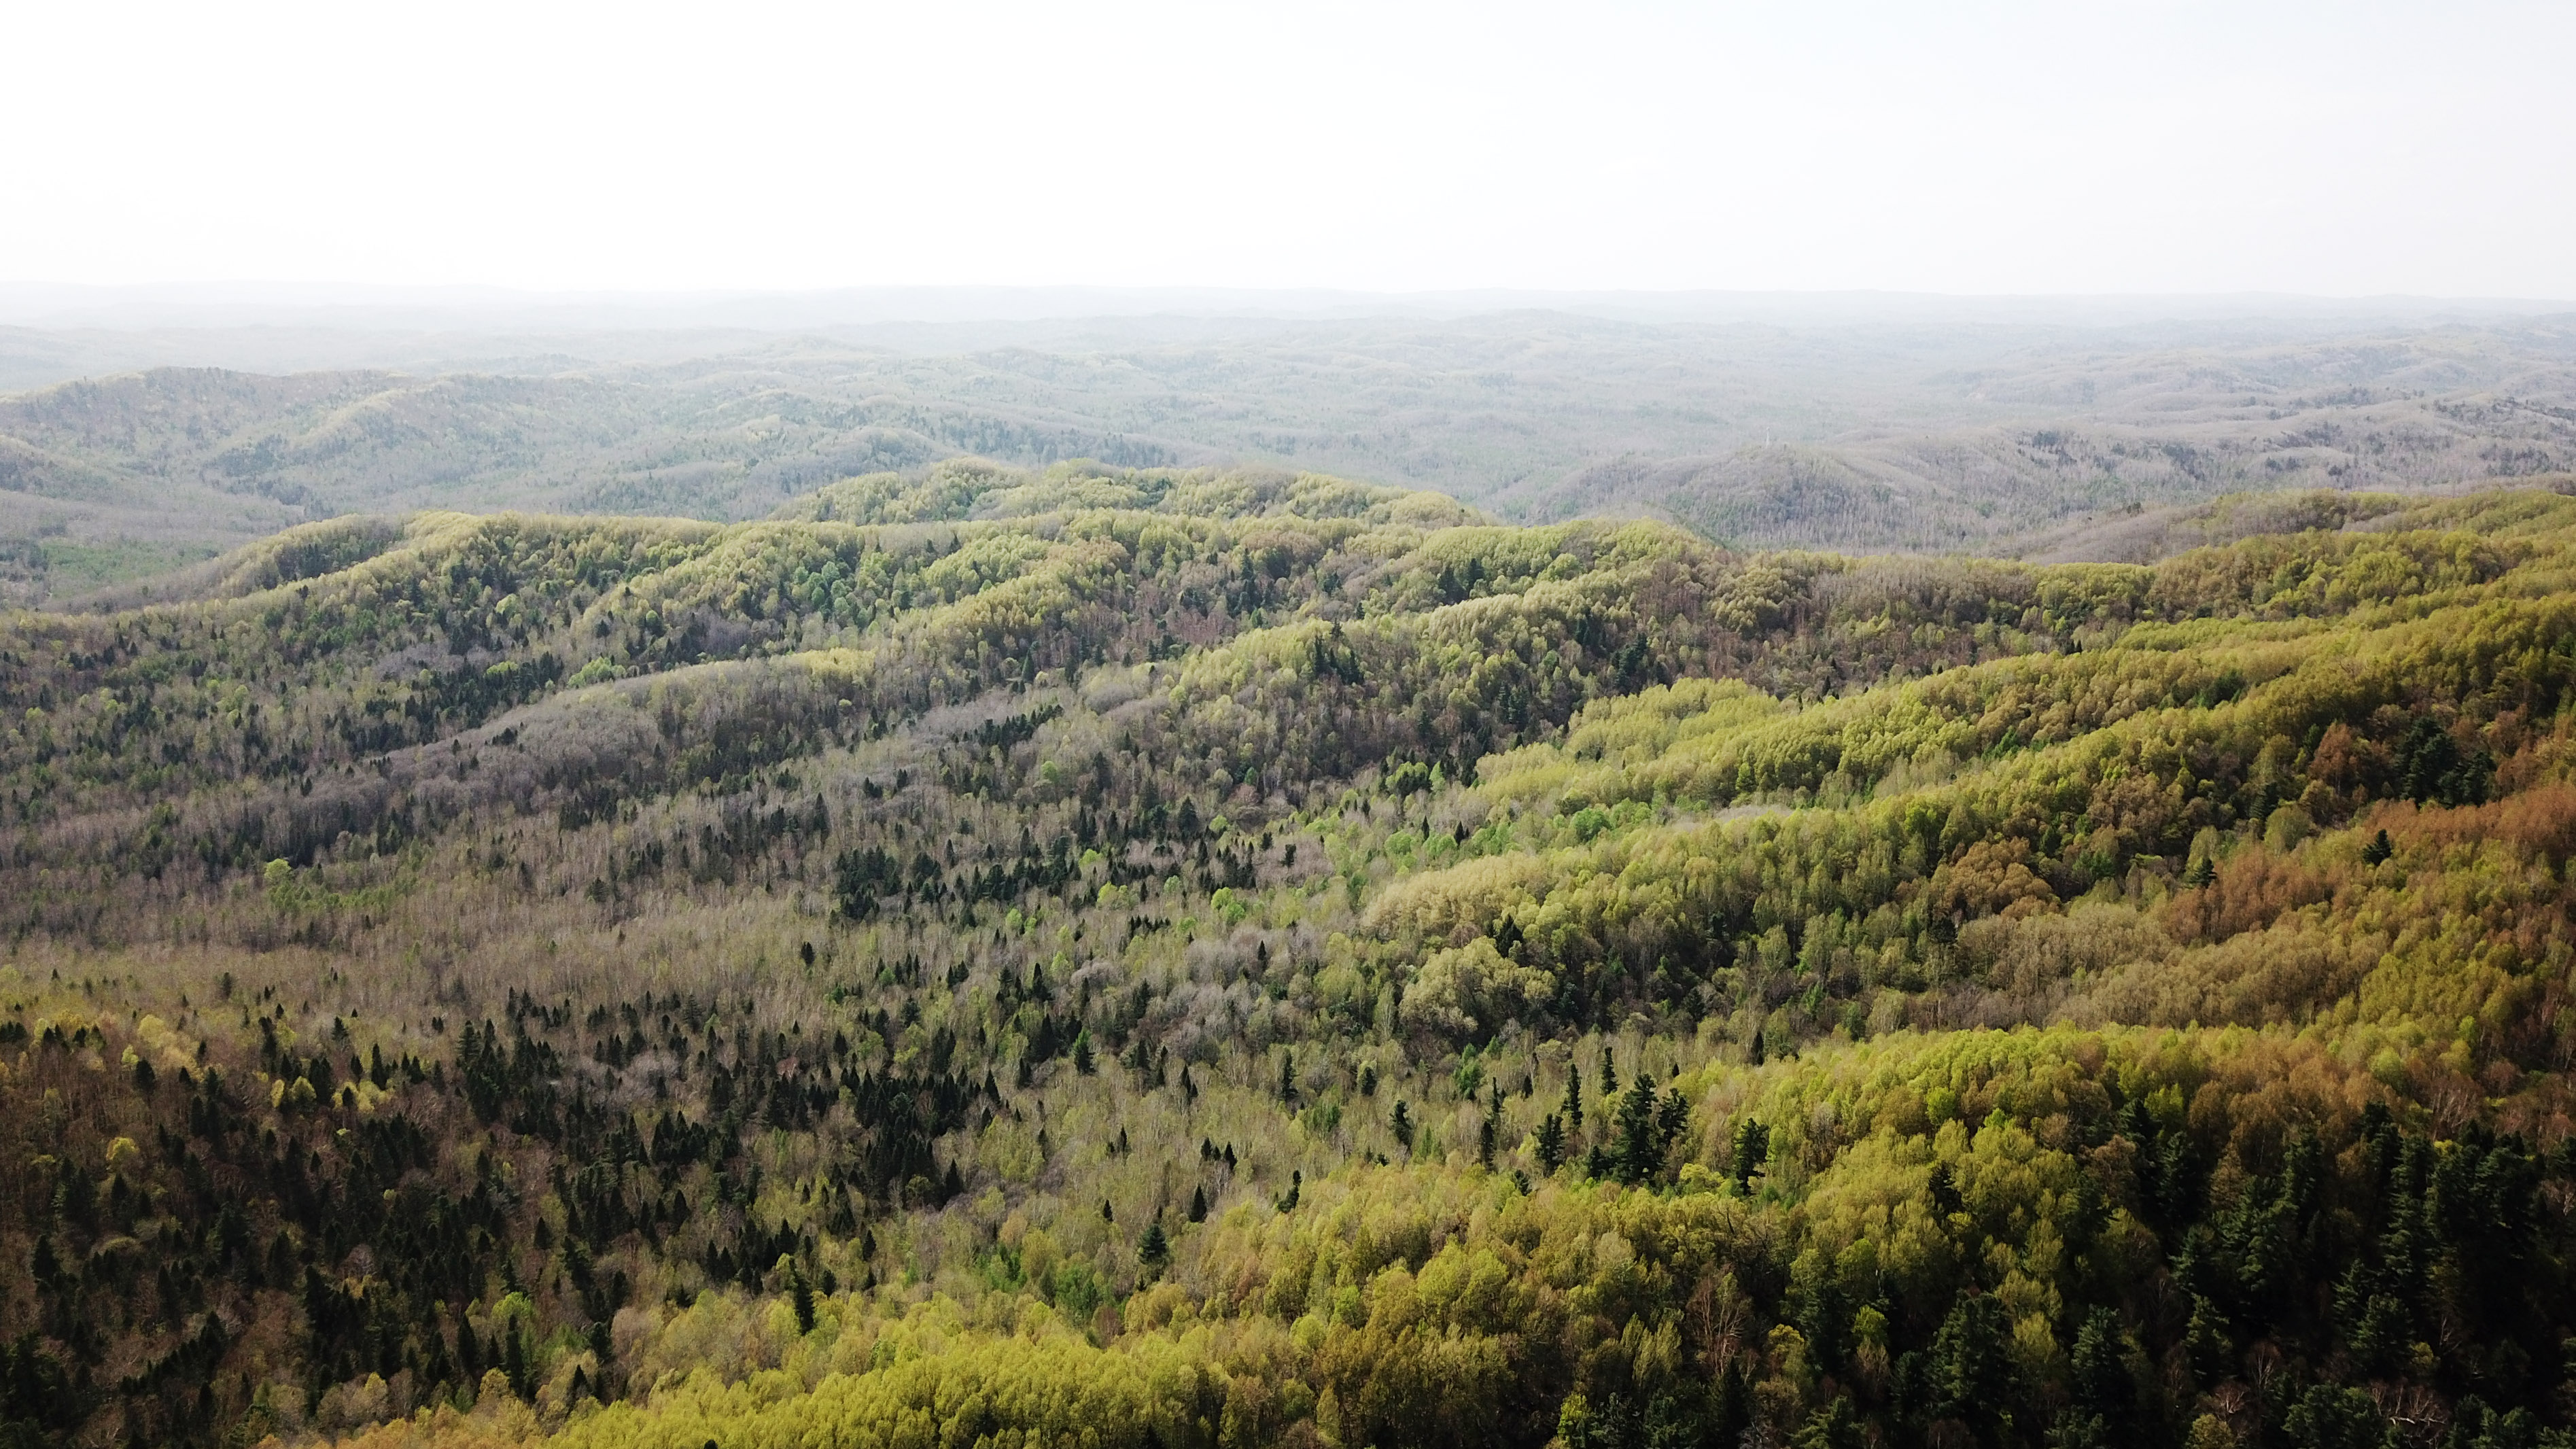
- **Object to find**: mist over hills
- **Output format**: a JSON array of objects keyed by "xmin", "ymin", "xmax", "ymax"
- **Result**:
[
  {"xmin": 1, "ymin": 293, "xmax": 2572, "ymax": 606},
  {"xmin": 10, "ymin": 283, "xmax": 2568, "ymax": 334},
  {"xmin": 13, "ymin": 290, "xmax": 2576, "ymax": 1449}
]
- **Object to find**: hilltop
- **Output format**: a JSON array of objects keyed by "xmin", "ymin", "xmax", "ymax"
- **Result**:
[
  {"xmin": 3, "ymin": 310, "xmax": 2575, "ymax": 604},
  {"xmin": 6, "ymin": 467, "xmax": 2576, "ymax": 1448}
]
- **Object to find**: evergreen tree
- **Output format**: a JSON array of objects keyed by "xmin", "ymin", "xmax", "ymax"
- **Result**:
[
  {"xmin": 1613, "ymin": 1086, "xmax": 1665, "ymax": 1184},
  {"xmin": 785, "ymin": 1257, "xmax": 815, "ymax": 1334},
  {"xmin": 1929, "ymin": 1295, "xmax": 2011, "ymax": 1447},
  {"xmin": 1729, "ymin": 1119, "xmax": 1769, "ymax": 1190}
]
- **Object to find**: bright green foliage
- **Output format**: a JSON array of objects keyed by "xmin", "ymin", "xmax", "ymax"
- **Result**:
[{"xmin": 7, "ymin": 474, "xmax": 2576, "ymax": 1449}]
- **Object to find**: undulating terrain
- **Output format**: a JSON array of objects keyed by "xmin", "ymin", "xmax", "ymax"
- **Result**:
[
  {"xmin": 7, "ymin": 460, "xmax": 2576, "ymax": 1448},
  {"xmin": 4, "ymin": 307, "xmax": 2575, "ymax": 606}
]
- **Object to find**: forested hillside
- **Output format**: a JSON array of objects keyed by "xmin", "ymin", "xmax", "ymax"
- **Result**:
[
  {"xmin": 5, "ymin": 309, "xmax": 2574, "ymax": 605},
  {"xmin": 7, "ymin": 462, "xmax": 2576, "ymax": 1449}
]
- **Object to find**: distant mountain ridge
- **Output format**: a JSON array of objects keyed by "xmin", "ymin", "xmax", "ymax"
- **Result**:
[{"xmin": 2, "ymin": 309, "xmax": 2573, "ymax": 604}]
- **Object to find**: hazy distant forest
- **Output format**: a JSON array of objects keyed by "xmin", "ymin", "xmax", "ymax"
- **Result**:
[
  {"xmin": 3, "ymin": 307, "xmax": 2574, "ymax": 606},
  {"xmin": 11, "ymin": 306, "xmax": 2576, "ymax": 1449}
]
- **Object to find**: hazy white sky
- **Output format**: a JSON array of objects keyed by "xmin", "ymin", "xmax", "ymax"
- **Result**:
[{"xmin": 7, "ymin": 1, "xmax": 2570, "ymax": 297}]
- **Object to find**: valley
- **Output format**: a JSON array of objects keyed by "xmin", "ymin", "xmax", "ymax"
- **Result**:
[{"xmin": 5, "ymin": 464, "xmax": 2576, "ymax": 1448}]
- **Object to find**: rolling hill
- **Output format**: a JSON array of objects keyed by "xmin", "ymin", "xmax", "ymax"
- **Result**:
[
  {"xmin": 5, "ymin": 467, "xmax": 2576, "ymax": 1448},
  {"xmin": 4, "ymin": 309, "xmax": 2575, "ymax": 606}
]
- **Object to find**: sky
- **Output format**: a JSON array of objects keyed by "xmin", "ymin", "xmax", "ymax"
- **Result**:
[{"xmin": 5, "ymin": 1, "xmax": 2571, "ymax": 298}]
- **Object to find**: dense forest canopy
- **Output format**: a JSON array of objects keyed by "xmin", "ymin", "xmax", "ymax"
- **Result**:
[
  {"xmin": 4, "ymin": 308, "xmax": 2574, "ymax": 604},
  {"xmin": 7, "ymin": 460, "xmax": 2576, "ymax": 1449}
]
